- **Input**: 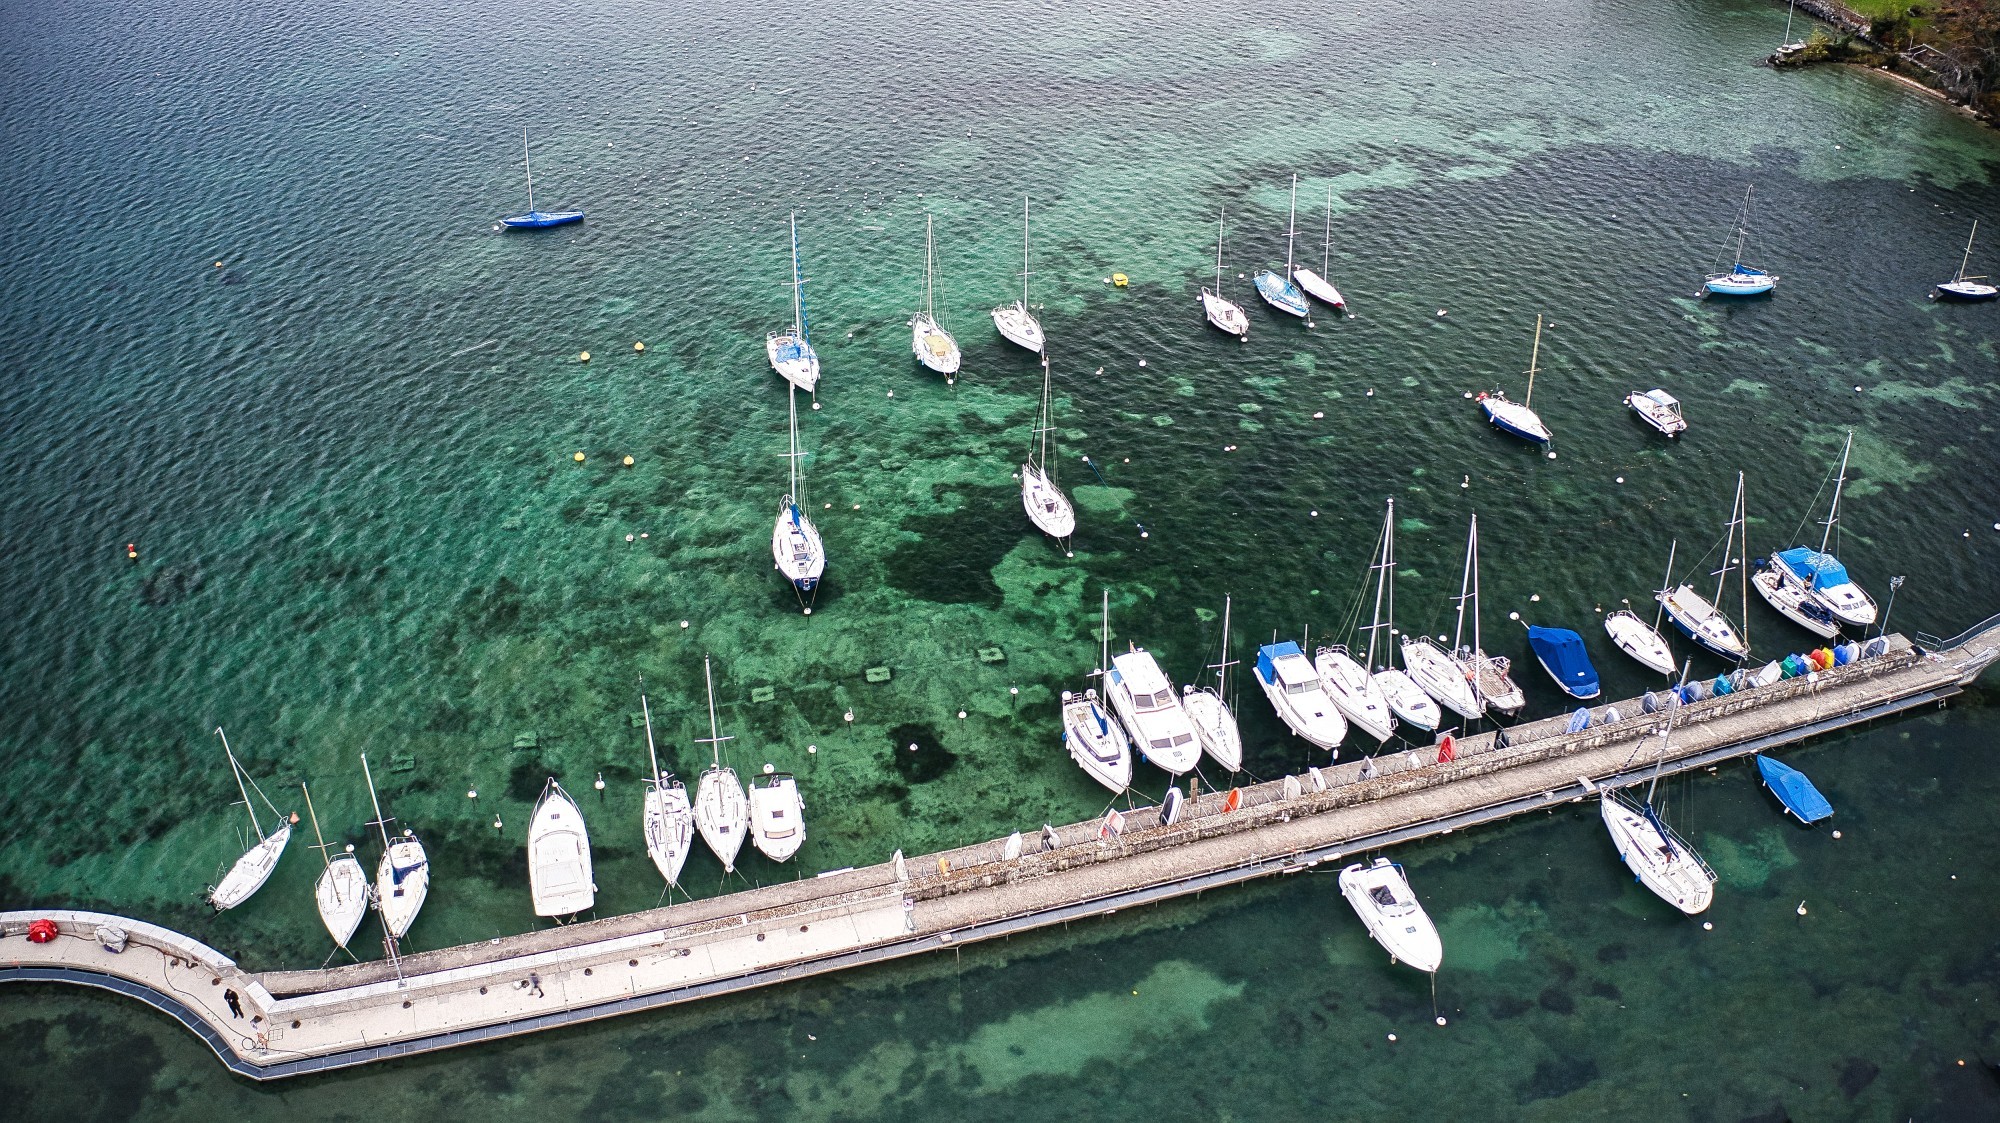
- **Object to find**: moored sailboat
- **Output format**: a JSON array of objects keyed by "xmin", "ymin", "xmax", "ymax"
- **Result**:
[
  {"xmin": 499, "ymin": 128, "xmax": 583, "ymax": 229},
  {"xmin": 301, "ymin": 782, "xmax": 367, "ymax": 950},
  {"xmin": 1180, "ymin": 595, "xmax": 1244, "ymax": 772},
  {"xmin": 693, "ymin": 656, "xmax": 750, "ymax": 874},
  {"xmin": 1292, "ymin": 188, "xmax": 1347, "ymax": 312},
  {"xmin": 205, "ymin": 728, "xmax": 292, "ymax": 911},
  {"xmin": 1449, "ymin": 515, "xmax": 1525, "ymax": 716},
  {"xmin": 911, "ymin": 213, "xmax": 962, "ymax": 380},
  {"xmin": 1604, "ymin": 608, "xmax": 1676, "ymax": 676},
  {"xmin": 991, "ymin": 196, "xmax": 1046, "ymax": 351},
  {"xmin": 1934, "ymin": 219, "xmax": 1998, "ymax": 301},
  {"xmin": 1701, "ymin": 184, "xmax": 1778, "ymax": 296},
  {"xmin": 361, "ymin": 752, "xmax": 428, "ymax": 940},
  {"xmin": 1478, "ymin": 315, "xmax": 1553, "ymax": 446},
  {"xmin": 1021, "ymin": 352, "xmax": 1077, "ymax": 550},
  {"xmin": 772, "ymin": 386, "xmax": 826, "ymax": 603},
  {"xmin": 1062, "ymin": 590, "xmax": 1135, "ymax": 793},
  {"xmin": 1367, "ymin": 500, "xmax": 1441, "ymax": 732},
  {"xmin": 1199, "ymin": 206, "xmax": 1250, "ymax": 338},
  {"xmin": 1252, "ymin": 175, "xmax": 1310, "ymax": 319},
  {"xmin": 639, "ymin": 689, "xmax": 694, "ymax": 888},
  {"xmin": 1763, "ymin": 431, "xmax": 1876, "ymax": 629},
  {"xmin": 1602, "ymin": 682, "xmax": 1717, "ymax": 914},
  {"xmin": 1656, "ymin": 474, "xmax": 1754, "ymax": 662},
  {"xmin": 766, "ymin": 213, "xmax": 821, "ymax": 394}
]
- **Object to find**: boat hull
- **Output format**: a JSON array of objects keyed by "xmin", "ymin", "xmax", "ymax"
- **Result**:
[
  {"xmin": 1657, "ymin": 585, "xmax": 1750, "ymax": 661},
  {"xmin": 1181, "ymin": 687, "xmax": 1243, "ymax": 771},
  {"xmin": 1200, "ymin": 289, "xmax": 1248, "ymax": 337},
  {"xmin": 1401, "ymin": 638, "xmax": 1482, "ymax": 721},
  {"xmin": 1062, "ymin": 689, "xmax": 1134, "ymax": 793},
  {"xmin": 1021, "ymin": 462, "xmax": 1076, "ymax": 539},
  {"xmin": 1338, "ymin": 859, "xmax": 1442, "ymax": 973},
  {"xmin": 912, "ymin": 313, "xmax": 961, "ymax": 375},
  {"xmin": 376, "ymin": 838, "xmax": 429, "ymax": 938},
  {"xmin": 1314, "ymin": 648, "xmax": 1397, "ymax": 743},
  {"xmin": 772, "ymin": 497, "xmax": 826, "ymax": 592},
  {"xmin": 1601, "ymin": 795, "xmax": 1715, "ymax": 914},
  {"xmin": 501, "ymin": 210, "xmax": 584, "ymax": 229},
  {"xmin": 209, "ymin": 824, "xmax": 291, "ymax": 911},
  {"xmin": 1479, "ymin": 395, "xmax": 1551, "ymax": 445},
  {"xmin": 1255, "ymin": 647, "xmax": 1348, "ymax": 752},
  {"xmin": 991, "ymin": 302, "xmax": 1045, "ymax": 352},
  {"xmin": 1703, "ymin": 269, "xmax": 1776, "ymax": 296},
  {"xmin": 695, "ymin": 767, "xmax": 749, "ymax": 873},
  {"xmin": 315, "ymin": 854, "xmax": 369, "ymax": 947},
  {"xmin": 1292, "ymin": 266, "xmax": 1345, "ymax": 309},
  {"xmin": 1252, "ymin": 271, "xmax": 1310, "ymax": 317},
  {"xmin": 643, "ymin": 781, "xmax": 695, "ymax": 887},
  {"xmin": 1604, "ymin": 611, "xmax": 1676, "ymax": 675},
  {"xmin": 1751, "ymin": 568, "xmax": 1841, "ymax": 639},
  {"xmin": 528, "ymin": 784, "xmax": 596, "ymax": 917},
  {"xmin": 766, "ymin": 331, "xmax": 820, "ymax": 394}
]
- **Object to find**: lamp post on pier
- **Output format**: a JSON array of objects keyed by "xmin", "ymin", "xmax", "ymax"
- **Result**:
[{"xmin": 1879, "ymin": 575, "xmax": 1906, "ymax": 640}]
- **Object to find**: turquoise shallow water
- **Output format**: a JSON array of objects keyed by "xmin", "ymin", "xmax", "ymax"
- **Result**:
[{"xmin": 4, "ymin": 0, "xmax": 2000, "ymax": 1115}]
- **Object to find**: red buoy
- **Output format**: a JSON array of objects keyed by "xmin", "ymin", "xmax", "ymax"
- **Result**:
[{"xmin": 26, "ymin": 918, "xmax": 58, "ymax": 943}]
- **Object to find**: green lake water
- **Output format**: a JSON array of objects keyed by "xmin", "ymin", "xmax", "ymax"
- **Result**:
[{"xmin": 3, "ymin": 0, "xmax": 2000, "ymax": 1115}]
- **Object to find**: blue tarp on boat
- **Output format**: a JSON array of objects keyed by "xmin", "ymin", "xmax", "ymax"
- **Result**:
[
  {"xmin": 1527, "ymin": 625, "xmax": 1600, "ymax": 699},
  {"xmin": 1712, "ymin": 673, "xmax": 1734, "ymax": 696},
  {"xmin": 1775, "ymin": 547, "xmax": 1851, "ymax": 591},
  {"xmin": 1757, "ymin": 755, "xmax": 1834, "ymax": 823},
  {"xmin": 1256, "ymin": 641, "xmax": 1302, "ymax": 686},
  {"xmin": 1566, "ymin": 707, "xmax": 1591, "ymax": 733}
]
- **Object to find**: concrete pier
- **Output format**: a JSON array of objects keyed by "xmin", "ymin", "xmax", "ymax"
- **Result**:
[{"xmin": 6, "ymin": 622, "xmax": 1996, "ymax": 1079}]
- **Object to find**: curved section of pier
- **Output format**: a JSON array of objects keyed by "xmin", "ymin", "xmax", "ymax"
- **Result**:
[{"xmin": 5, "ymin": 624, "xmax": 1996, "ymax": 1079}]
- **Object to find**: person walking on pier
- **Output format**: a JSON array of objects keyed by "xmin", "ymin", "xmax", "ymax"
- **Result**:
[
  {"xmin": 224, "ymin": 989, "xmax": 243, "ymax": 1019},
  {"xmin": 527, "ymin": 972, "xmax": 544, "ymax": 998}
]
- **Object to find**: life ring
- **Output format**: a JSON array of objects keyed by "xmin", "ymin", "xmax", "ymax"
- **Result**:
[{"xmin": 26, "ymin": 918, "xmax": 58, "ymax": 943}]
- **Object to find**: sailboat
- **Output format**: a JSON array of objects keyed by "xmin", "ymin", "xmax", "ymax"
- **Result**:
[
  {"xmin": 748, "ymin": 767, "xmax": 807, "ymax": 862},
  {"xmin": 1656, "ymin": 474, "xmax": 1754, "ymax": 661},
  {"xmin": 1404, "ymin": 522, "xmax": 1487, "ymax": 722},
  {"xmin": 766, "ymin": 213, "xmax": 821, "ymax": 394},
  {"xmin": 1449, "ymin": 515, "xmax": 1526, "ymax": 716},
  {"xmin": 1605, "ymin": 606, "xmax": 1677, "ymax": 675},
  {"xmin": 1180, "ymin": 595, "xmax": 1244, "ymax": 772},
  {"xmin": 911, "ymin": 214, "xmax": 962, "ymax": 379},
  {"xmin": 991, "ymin": 196, "xmax": 1046, "ymax": 352},
  {"xmin": 361, "ymin": 752, "xmax": 428, "ymax": 940},
  {"xmin": 1702, "ymin": 184, "xmax": 1778, "ymax": 296},
  {"xmin": 1934, "ymin": 220, "xmax": 1998, "ymax": 301},
  {"xmin": 499, "ymin": 128, "xmax": 584, "ymax": 229},
  {"xmin": 1338, "ymin": 858, "xmax": 1442, "ymax": 973},
  {"xmin": 692, "ymin": 656, "xmax": 750, "ymax": 873},
  {"xmin": 1761, "ymin": 430, "xmax": 1877, "ymax": 629},
  {"xmin": 1061, "ymin": 590, "xmax": 1135, "ymax": 793},
  {"xmin": 205, "ymin": 728, "xmax": 291, "ymax": 911},
  {"xmin": 1255, "ymin": 639, "xmax": 1348, "ymax": 753},
  {"xmin": 301, "ymin": 782, "xmax": 367, "ymax": 949},
  {"xmin": 1367, "ymin": 500, "xmax": 1441, "ymax": 732},
  {"xmin": 527, "ymin": 779, "xmax": 595, "ymax": 918},
  {"xmin": 1021, "ymin": 352, "xmax": 1077, "ymax": 549},
  {"xmin": 639, "ymin": 690, "xmax": 694, "ymax": 888},
  {"xmin": 1478, "ymin": 315, "xmax": 1553, "ymax": 446},
  {"xmin": 1252, "ymin": 175, "xmax": 1310, "ymax": 318},
  {"xmin": 1199, "ymin": 206, "xmax": 1250, "ymax": 338},
  {"xmin": 1602, "ymin": 678, "xmax": 1717, "ymax": 914},
  {"xmin": 1292, "ymin": 189, "xmax": 1347, "ymax": 312},
  {"xmin": 1106, "ymin": 644, "xmax": 1203, "ymax": 776},
  {"xmin": 771, "ymin": 386, "xmax": 826, "ymax": 600}
]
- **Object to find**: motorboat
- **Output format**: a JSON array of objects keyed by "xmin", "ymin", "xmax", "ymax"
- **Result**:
[
  {"xmin": 1603, "ymin": 609, "xmax": 1676, "ymax": 675},
  {"xmin": 1314, "ymin": 645, "xmax": 1397, "ymax": 743},
  {"xmin": 749, "ymin": 770, "xmax": 807, "ymax": 862},
  {"xmin": 766, "ymin": 213, "xmax": 821, "ymax": 393},
  {"xmin": 992, "ymin": 196, "xmax": 1046, "ymax": 351},
  {"xmin": 1338, "ymin": 858, "xmax": 1442, "ymax": 973},
  {"xmin": 1106, "ymin": 648, "xmax": 1203, "ymax": 775},
  {"xmin": 1255, "ymin": 640, "xmax": 1348, "ymax": 753},
  {"xmin": 1625, "ymin": 389, "xmax": 1686, "ymax": 436},
  {"xmin": 1200, "ymin": 206, "xmax": 1249, "ymax": 338},
  {"xmin": 527, "ymin": 779, "xmax": 595, "ymax": 918},
  {"xmin": 499, "ymin": 128, "xmax": 584, "ymax": 229},
  {"xmin": 1527, "ymin": 625, "xmax": 1601, "ymax": 699},
  {"xmin": 911, "ymin": 214, "xmax": 962, "ymax": 378},
  {"xmin": 1766, "ymin": 432, "xmax": 1876, "ymax": 628}
]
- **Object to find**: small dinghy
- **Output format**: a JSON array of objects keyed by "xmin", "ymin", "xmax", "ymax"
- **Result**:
[
  {"xmin": 1757, "ymin": 755, "xmax": 1833, "ymax": 824},
  {"xmin": 1316, "ymin": 644, "xmax": 1398, "ymax": 743},
  {"xmin": 1291, "ymin": 188, "xmax": 1347, "ymax": 312},
  {"xmin": 361, "ymin": 753, "xmax": 428, "ymax": 939},
  {"xmin": 1159, "ymin": 785, "xmax": 1186, "ymax": 826},
  {"xmin": 1478, "ymin": 315, "xmax": 1553, "ymax": 446},
  {"xmin": 1625, "ymin": 389, "xmax": 1686, "ymax": 436},
  {"xmin": 499, "ymin": 128, "xmax": 584, "ymax": 229},
  {"xmin": 911, "ymin": 214, "xmax": 962, "ymax": 379},
  {"xmin": 638, "ymin": 690, "xmax": 695, "ymax": 888},
  {"xmin": 1256, "ymin": 640, "xmax": 1348, "ymax": 753},
  {"xmin": 1338, "ymin": 858, "xmax": 1442, "ymax": 973},
  {"xmin": 1064, "ymin": 592, "xmax": 1135, "ymax": 792},
  {"xmin": 1181, "ymin": 595, "xmax": 1244, "ymax": 772},
  {"xmin": 1604, "ymin": 609, "xmax": 1676, "ymax": 675},
  {"xmin": 1934, "ymin": 219, "xmax": 1998, "ymax": 301},
  {"xmin": 1107, "ymin": 646, "xmax": 1203, "ymax": 775},
  {"xmin": 528, "ymin": 779, "xmax": 595, "ymax": 918},
  {"xmin": 1251, "ymin": 174, "xmax": 1310, "ymax": 319},
  {"xmin": 766, "ymin": 213, "xmax": 821, "ymax": 394},
  {"xmin": 991, "ymin": 196, "xmax": 1046, "ymax": 352},
  {"xmin": 301, "ymin": 783, "xmax": 367, "ymax": 949},
  {"xmin": 205, "ymin": 728, "xmax": 292, "ymax": 911},
  {"xmin": 749, "ymin": 768, "xmax": 807, "ymax": 862},
  {"xmin": 1701, "ymin": 184, "xmax": 1777, "ymax": 296},
  {"xmin": 1200, "ymin": 206, "xmax": 1250, "ymax": 338},
  {"xmin": 693, "ymin": 657, "xmax": 750, "ymax": 873},
  {"xmin": 1527, "ymin": 625, "xmax": 1601, "ymax": 700}
]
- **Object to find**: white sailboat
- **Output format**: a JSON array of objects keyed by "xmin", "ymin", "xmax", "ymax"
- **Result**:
[
  {"xmin": 300, "ymin": 782, "xmax": 367, "ymax": 950},
  {"xmin": 639, "ymin": 690, "xmax": 694, "ymax": 888},
  {"xmin": 1315, "ymin": 640, "xmax": 1397, "ymax": 744},
  {"xmin": 1200, "ymin": 206, "xmax": 1250, "ymax": 338},
  {"xmin": 1702, "ymin": 184, "xmax": 1778, "ymax": 297},
  {"xmin": 206, "ymin": 728, "xmax": 291, "ymax": 912},
  {"xmin": 911, "ymin": 213, "xmax": 962, "ymax": 379},
  {"xmin": 1338, "ymin": 858, "xmax": 1442, "ymax": 973},
  {"xmin": 1752, "ymin": 562, "xmax": 1842, "ymax": 639},
  {"xmin": 527, "ymin": 779, "xmax": 595, "ymax": 918},
  {"xmin": 361, "ymin": 752, "xmax": 428, "ymax": 940},
  {"xmin": 1021, "ymin": 352, "xmax": 1077, "ymax": 549},
  {"xmin": 1062, "ymin": 590, "xmax": 1135, "ymax": 793},
  {"xmin": 772, "ymin": 386, "xmax": 826, "ymax": 600},
  {"xmin": 1180, "ymin": 595, "xmax": 1244, "ymax": 772},
  {"xmin": 1478, "ymin": 314, "xmax": 1553, "ymax": 446},
  {"xmin": 749, "ymin": 767, "xmax": 807, "ymax": 863},
  {"xmin": 1449, "ymin": 515, "xmax": 1526, "ymax": 717},
  {"xmin": 1934, "ymin": 219, "xmax": 1998, "ymax": 301},
  {"xmin": 1601, "ymin": 680, "xmax": 1717, "ymax": 915},
  {"xmin": 1255, "ymin": 639, "xmax": 1348, "ymax": 753},
  {"xmin": 765, "ymin": 212, "xmax": 820, "ymax": 394},
  {"xmin": 991, "ymin": 196, "xmax": 1045, "ymax": 352},
  {"xmin": 1106, "ymin": 644, "xmax": 1203, "ymax": 776},
  {"xmin": 693, "ymin": 656, "xmax": 750, "ymax": 874},
  {"xmin": 1251, "ymin": 175, "xmax": 1310, "ymax": 318},
  {"xmin": 1656, "ymin": 475, "xmax": 1753, "ymax": 662},
  {"xmin": 1291, "ymin": 188, "xmax": 1347, "ymax": 312},
  {"xmin": 1604, "ymin": 608, "xmax": 1676, "ymax": 675},
  {"xmin": 1763, "ymin": 430, "xmax": 1877, "ymax": 629},
  {"xmin": 1365, "ymin": 500, "xmax": 1441, "ymax": 732}
]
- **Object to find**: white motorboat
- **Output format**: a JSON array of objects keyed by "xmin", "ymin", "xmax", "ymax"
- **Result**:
[
  {"xmin": 1338, "ymin": 858, "xmax": 1443, "ymax": 973},
  {"xmin": 1768, "ymin": 431, "xmax": 1876, "ymax": 628},
  {"xmin": 1447, "ymin": 515, "xmax": 1525, "ymax": 716},
  {"xmin": 1401, "ymin": 636, "xmax": 1482, "ymax": 721},
  {"xmin": 1625, "ymin": 389, "xmax": 1686, "ymax": 436},
  {"xmin": 1021, "ymin": 354, "xmax": 1077, "ymax": 546},
  {"xmin": 1701, "ymin": 184, "xmax": 1778, "ymax": 297},
  {"xmin": 1292, "ymin": 188, "xmax": 1347, "ymax": 312},
  {"xmin": 1604, "ymin": 609, "xmax": 1676, "ymax": 675},
  {"xmin": 766, "ymin": 212, "xmax": 820, "ymax": 393},
  {"xmin": 1251, "ymin": 174, "xmax": 1310, "ymax": 318},
  {"xmin": 361, "ymin": 753, "xmax": 428, "ymax": 940},
  {"xmin": 205, "ymin": 728, "xmax": 291, "ymax": 911},
  {"xmin": 991, "ymin": 196, "xmax": 1046, "ymax": 351},
  {"xmin": 1255, "ymin": 640, "xmax": 1348, "ymax": 753},
  {"xmin": 1062, "ymin": 591, "xmax": 1135, "ymax": 792},
  {"xmin": 527, "ymin": 779, "xmax": 595, "ymax": 918},
  {"xmin": 1751, "ymin": 565, "xmax": 1841, "ymax": 639},
  {"xmin": 1478, "ymin": 315, "xmax": 1553, "ymax": 446},
  {"xmin": 1934, "ymin": 219, "xmax": 1998, "ymax": 301},
  {"xmin": 638, "ymin": 690, "xmax": 694, "ymax": 887},
  {"xmin": 1106, "ymin": 647, "xmax": 1203, "ymax": 775},
  {"xmin": 1200, "ymin": 206, "xmax": 1249, "ymax": 338},
  {"xmin": 1365, "ymin": 499, "xmax": 1440, "ymax": 732},
  {"xmin": 1655, "ymin": 476, "xmax": 1754, "ymax": 662},
  {"xmin": 1314, "ymin": 645, "xmax": 1397, "ymax": 744},
  {"xmin": 911, "ymin": 213, "xmax": 961, "ymax": 378},
  {"xmin": 300, "ymin": 782, "xmax": 367, "ymax": 949},
  {"xmin": 692, "ymin": 656, "xmax": 750, "ymax": 873},
  {"xmin": 749, "ymin": 769, "xmax": 806, "ymax": 863},
  {"xmin": 772, "ymin": 386, "xmax": 826, "ymax": 597},
  {"xmin": 1181, "ymin": 594, "xmax": 1243, "ymax": 772}
]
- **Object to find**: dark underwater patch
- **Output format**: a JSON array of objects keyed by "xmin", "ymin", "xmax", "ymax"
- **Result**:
[
  {"xmin": 1519, "ymin": 1055, "xmax": 1599, "ymax": 1103},
  {"xmin": 881, "ymin": 499, "xmax": 1018, "ymax": 607},
  {"xmin": 137, "ymin": 565, "xmax": 205, "ymax": 606},
  {"xmin": 888, "ymin": 723, "xmax": 956, "ymax": 784},
  {"xmin": 1838, "ymin": 1057, "xmax": 1879, "ymax": 1098}
]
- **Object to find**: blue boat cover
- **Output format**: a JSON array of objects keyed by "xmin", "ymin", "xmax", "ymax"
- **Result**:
[
  {"xmin": 1527, "ymin": 626, "xmax": 1600, "ymax": 698},
  {"xmin": 1712, "ymin": 673, "xmax": 1734, "ymax": 696},
  {"xmin": 1775, "ymin": 547, "xmax": 1851, "ymax": 591},
  {"xmin": 1566, "ymin": 707, "xmax": 1590, "ymax": 733},
  {"xmin": 1834, "ymin": 641, "xmax": 1857, "ymax": 665},
  {"xmin": 1256, "ymin": 641, "xmax": 1302, "ymax": 686},
  {"xmin": 1757, "ymin": 755, "xmax": 1834, "ymax": 823}
]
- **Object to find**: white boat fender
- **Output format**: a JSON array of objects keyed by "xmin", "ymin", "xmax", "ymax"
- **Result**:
[{"xmin": 95, "ymin": 925, "xmax": 128, "ymax": 953}]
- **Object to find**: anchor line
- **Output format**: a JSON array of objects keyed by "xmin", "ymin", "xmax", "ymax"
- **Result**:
[{"xmin": 1080, "ymin": 455, "xmax": 1147, "ymax": 537}]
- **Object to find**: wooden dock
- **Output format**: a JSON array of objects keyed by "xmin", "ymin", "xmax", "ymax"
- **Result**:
[{"xmin": 5, "ymin": 621, "xmax": 1996, "ymax": 1079}]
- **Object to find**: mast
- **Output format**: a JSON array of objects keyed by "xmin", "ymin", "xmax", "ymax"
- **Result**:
[
  {"xmin": 698, "ymin": 656, "xmax": 731, "ymax": 770},
  {"xmin": 1737, "ymin": 472, "xmax": 1751, "ymax": 654},
  {"xmin": 1640, "ymin": 660, "xmax": 1695, "ymax": 855},
  {"xmin": 361, "ymin": 752, "xmax": 391, "ymax": 852},
  {"xmin": 1453, "ymin": 515, "xmax": 1475, "ymax": 652},
  {"xmin": 1524, "ymin": 314, "xmax": 1543, "ymax": 408},
  {"xmin": 1366, "ymin": 500, "xmax": 1392, "ymax": 668},
  {"xmin": 789, "ymin": 213, "xmax": 805, "ymax": 338},
  {"xmin": 1655, "ymin": 539, "xmax": 1678, "ymax": 630},
  {"xmin": 1321, "ymin": 190, "xmax": 1333, "ymax": 276},
  {"xmin": 1819, "ymin": 429, "xmax": 1852, "ymax": 554},
  {"xmin": 923, "ymin": 213, "xmax": 937, "ymax": 318},
  {"xmin": 1214, "ymin": 207, "xmax": 1226, "ymax": 291},
  {"xmin": 1100, "ymin": 589, "xmax": 1111, "ymax": 679},
  {"xmin": 1713, "ymin": 473, "xmax": 1744, "ymax": 608},
  {"xmin": 1782, "ymin": 0, "xmax": 1796, "ymax": 47},
  {"xmin": 641, "ymin": 690, "xmax": 663, "ymax": 785},
  {"xmin": 1284, "ymin": 174, "xmax": 1298, "ymax": 276},
  {"xmin": 1021, "ymin": 196, "xmax": 1032, "ymax": 307},
  {"xmin": 1035, "ymin": 353, "xmax": 1054, "ymax": 471},
  {"xmin": 1209, "ymin": 594, "xmax": 1235, "ymax": 696},
  {"xmin": 1958, "ymin": 220, "xmax": 1979, "ymax": 283},
  {"xmin": 786, "ymin": 386, "xmax": 804, "ymax": 505},
  {"xmin": 215, "ymin": 728, "xmax": 263, "ymax": 842},
  {"xmin": 522, "ymin": 128, "xmax": 535, "ymax": 212},
  {"xmin": 1735, "ymin": 185, "xmax": 1754, "ymax": 268},
  {"xmin": 1470, "ymin": 515, "xmax": 1484, "ymax": 654},
  {"xmin": 301, "ymin": 783, "xmax": 332, "ymax": 871}
]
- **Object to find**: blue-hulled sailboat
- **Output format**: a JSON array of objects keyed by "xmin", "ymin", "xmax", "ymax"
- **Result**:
[
  {"xmin": 1757, "ymin": 755, "xmax": 1833, "ymax": 824},
  {"xmin": 500, "ymin": 129, "xmax": 584, "ymax": 230},
  {"xmin": 1478, "ymin": 315, "xmax": 1553, "ymax": 446},
  {"xmin": 1252, "ymin": 175, "xmax": 1310, "ymax": 319},
  {"xmin": 1762, "ymin": 431, "xmax": 1877, "ymax": 629},
  {"xmin": 767, "ymin": 213, "xmax": 821, "ymax": 394},
  {"xmin": 1701, "ymin": 184, "xmax": 1777, "ymax": 296},
  {"xmin": 1527, "ymin": 625, "xmax": 1601, "ymax": 700},
  {"xmin": 1656, "ymin": 474, "xmax": 1754, "ymax": 662}
]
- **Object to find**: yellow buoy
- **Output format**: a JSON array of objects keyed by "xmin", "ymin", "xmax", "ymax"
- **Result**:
[
  {"xmin": 634, "ymin": 342, "xmax": 645, "ymax": 352},
  {"xmin": 579, "ymin": 351, "xmax": 591, "ymax": 362},
  {"xmin": 573, "ymin": 452, "xmax": 586, "ymax": 462},
  {"xmin": 622, "ymin": 455, "xmax": 634, "ymax": 467},
  {"xmin": 1112, "ymin": 273, "xmax": 1129, "ymax": 287}
]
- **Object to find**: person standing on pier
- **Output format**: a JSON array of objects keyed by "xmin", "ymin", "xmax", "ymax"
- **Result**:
[{"xmin": 224, "ymin": 989, "xmax": 243, "ymax": 1019}]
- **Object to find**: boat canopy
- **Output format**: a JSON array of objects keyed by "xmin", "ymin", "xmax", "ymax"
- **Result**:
[
  {"xmin": 1527, "ymin": 626, "xmax": 1600, "ymax": 696},
  {"xmin": 1775, "ymin": 547, "xmax": 1850, "ymax": 590},
  {"xmin": 1257, "ymin": 641, "xmax": 1306, "ymax": 685},
  {"xmin": 1642, "ymin": 389, "xmax": 1681, "ymax": 409}
]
